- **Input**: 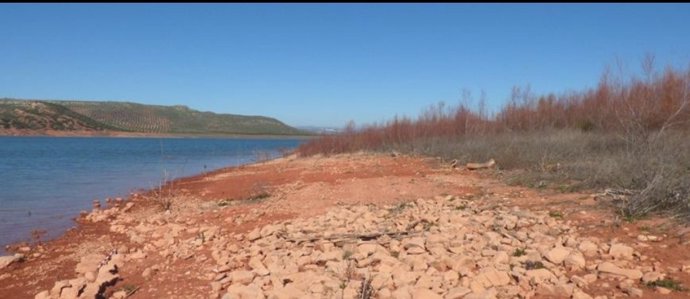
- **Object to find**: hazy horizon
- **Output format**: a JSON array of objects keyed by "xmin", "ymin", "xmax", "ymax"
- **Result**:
[{"xmin": 2, "ymin": 3, "xmax": 690, "ymax": 128}]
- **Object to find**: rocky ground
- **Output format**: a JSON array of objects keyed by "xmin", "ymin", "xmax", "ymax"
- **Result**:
[{"xmin": 1, "ymin": 153, "xmax": 690, "ymax": 299}]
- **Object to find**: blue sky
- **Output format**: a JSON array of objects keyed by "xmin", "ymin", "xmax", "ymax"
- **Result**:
[{"xmin": 2, "ymin": 4, "xmax": 689, "ymax": 128}]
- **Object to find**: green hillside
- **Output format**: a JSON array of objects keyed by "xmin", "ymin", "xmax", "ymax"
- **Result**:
[
  {"xmin": 0, "ymin": 100, "xmax": 120, "ymax": 131},
  {"xmin": 0, "ymin": 98, "xmax": 304, "ymax": 135}
]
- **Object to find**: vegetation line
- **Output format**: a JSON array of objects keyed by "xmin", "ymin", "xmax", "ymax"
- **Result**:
[{"xmin": 299, "ymin": 60, "xmax": 690, "ymax": 221}]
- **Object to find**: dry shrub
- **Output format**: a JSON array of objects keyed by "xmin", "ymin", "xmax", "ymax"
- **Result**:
[
  {"xmin": 298, "ymin": 59, "xmax": 690, "ymax": 220},
  {"xmin": 299, "ymin": 59, "xmax": 689, "ymax": 156}
]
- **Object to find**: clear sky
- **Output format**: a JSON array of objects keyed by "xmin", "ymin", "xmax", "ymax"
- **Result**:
[{"xmin": 2, "ymin": 4, "xmax": 690, "ymax": 128}]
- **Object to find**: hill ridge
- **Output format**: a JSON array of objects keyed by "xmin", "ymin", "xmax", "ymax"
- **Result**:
[{"xmin": 0, "ymin": 98, "xmax": 304, "ymax": 136}]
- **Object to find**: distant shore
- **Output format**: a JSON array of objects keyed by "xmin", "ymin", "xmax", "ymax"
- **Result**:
[{"xmin": 0, "ymin": 129, "xmax": 316, "ymax": 139}]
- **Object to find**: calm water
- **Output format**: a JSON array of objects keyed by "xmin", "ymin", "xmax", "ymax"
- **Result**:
[{"xmin": 0, "ymin": 136, "xmax": 305, "ymax": 252}]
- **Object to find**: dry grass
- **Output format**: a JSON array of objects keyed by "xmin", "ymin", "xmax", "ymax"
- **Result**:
[
  {"xmin": 357, "ymin": 276, "xmax": 375, "ymax": 299},
  {"xmin": 298, "ymin": 60, "xmax": 690, "ymax": 220}
]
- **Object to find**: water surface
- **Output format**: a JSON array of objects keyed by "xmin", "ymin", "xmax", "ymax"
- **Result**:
[{"xmin": 0, "ymin": 136, "xmax": 305, "ymax": 252}]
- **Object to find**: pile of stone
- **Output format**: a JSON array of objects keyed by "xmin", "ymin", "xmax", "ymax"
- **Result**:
[
  {"xmin": 35, "ymin": 250, "xmax": 122, "ymax": 299},
  {"xmin": 35, "ymin": 194, "xmax": 678, "ymax": 298},
  {"xmin": 204, "ymin": 196, "xmax": 671, "ymax": 299}
]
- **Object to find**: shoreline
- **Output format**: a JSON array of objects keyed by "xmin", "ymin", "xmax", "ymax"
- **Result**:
[
  {"xmin": 1, "ymin": 151, "xmax": 291, "ymax": 254},
  {"xmin": 0, "ymin": 135, "xmax": 304, "ymax": 256},
  {"xmin": 2, "ymin": 153, "xmax": 690, "ymax": 299}
]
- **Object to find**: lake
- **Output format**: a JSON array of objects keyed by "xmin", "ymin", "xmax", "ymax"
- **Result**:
[{"xmin": 0, "ymin": 136, "xmax": 306, "ymax": 252}]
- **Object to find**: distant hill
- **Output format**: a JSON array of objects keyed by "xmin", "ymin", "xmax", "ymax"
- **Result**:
[{"xmin": 0, "ymin": 98, "xmax": 305, "ymax": 136}]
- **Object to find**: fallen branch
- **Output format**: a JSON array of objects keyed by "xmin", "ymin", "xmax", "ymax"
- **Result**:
[
  {"xmin": 466, "ymin": 159, "xmax": 496, "ymax": 170},
  {"xmin": 594, "ymin": 188, "xmax": 637, "ymax": 204},
  {"xmin": 286, "ymin": 230, "xmax": 419, "ymax": 245},
  {"xmin": 125, "ymin": 285, "xmax": 141, "ymax": 298}
]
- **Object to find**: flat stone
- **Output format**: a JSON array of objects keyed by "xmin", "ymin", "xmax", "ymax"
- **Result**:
[
  {"xmin": 66, "ymin": 278, "xmax": 87, "ymax": 294},
  {"xmin": 464, "ymin": 289, "xmax": 498, "ymax": 299},
  {"xmin": 34, "ymin": 290, "xmax": 50, "ymax": 299},
  {"xmin": 493, "ymin": 251, "xmax": 510, "ymax": 265},
  {"xmin": 95, "ymin": 270, "xmax": 119, "ymax": 288},
  {"xmin": 266, "ymin": 284, "xmax": 305, "ymax": 299},
  {"xmin": 597, "ymin": 262, "xmax": 642, "ymax": 280},
  {"xmin": 83, "ymin": 270, "xmax": 96, "ymax": 283},
  {"xmin": 247, "ymin": 229, "xmax": 261, "ymax": 241},
  {"xmin": 142, "ymin": 267, "xmax": 153, "ymax": 279},
  {"xmin": 564, "ymin": 251, "xmax": 586, "ymax": 270},
  {"xmin": 577, "ymin": 241, "xmax": 598, "ymax": 257},
  {"xmin": 544, "ymin": 247, "xmax": 570, "ymax": 264},
  {"xmin": 223, "ymin": 283, "xmax": 263, "ymax": 299},
  {"xmin": 554, "ymin": 282, "xmax": 574, "ymax": 297},
  {"xmin": 570, "ymin": 276, "xmax": 588, "ymax": 288},
  {"xmin": 415, "ymin": 274, "xmax": 441, "ymax": 290},
  {"xmin": 50, "ymin": 280, "xmax": 71, "ymax": 298},
  {"xmin": 128, "ymin": 250, "xmax": 146, "ymax": 260},
  {"xmin": 314, "ymin": 250, "xmax": 342, "ymax": 263},
  {"xmin": 445, "ymin": 286, "xmax": 472, "ymax": 299},
  {"xmin": 230, "ymin": 270, "xmax": 255, "ymax": 285},
  {"xmin": 625, "ymin": 287, "xmax": 644, "ymax": 297},
  {"xmin": 371, "ymin": 273, "xmax": 393, "ymax": 290},
  {"xmin": 357, "ymin": 243, "xmax": 382, "ymax": 257},
  {"xmin": 59, "ymin": 286, "xmax": 80, "ymax": 299},
  {"xmin": 315, "ymin": 241, "xmax": 334, "ymax": 252},
  {"xmin": 656, "ymin": 287, "xmax": 672, "ymax": 295},
  {"xmin": 525, "ymin": 269, "xmax": 557, "ymax": 285},
  {"xmin": 393, "ymin": 270, "xmax": 418, "ymax": 289},
  {"xmin": 583, "ymin": 274, "xmax": 597, "ymax": 283},
  {"xmin": 377, "ymin": 288, "xmax": 392, "ymax": 299},
  {"xmin": 111, "ymin": 291, "xmax": 128, "ymax": 299},
  {"xmin": 411, "ymin": 288, "xmax": 442, "ymax": 299},
  {"xmin": 407, "ymin": 247, "xmax": 427, "ymax": 255},
  {"xmin": 79, "ymin": 283, "xmax": 100, "ymax": 299},
  {"xmin": 249, "ymin": 257, "xmax": 270, "ymax": 276},
  {"xmin": 391, "ymin": 287, "xmax": 411, "ymax": 299},
  {"xmin": 408, "ymin": 255, "xmax": 429, "ymax": 272},
  {"xmin": 123, "ymin": 202, "xmax": 135, "ymax": 212},
  {"xmin": 403, "ymin": 237, "xmax": 426, "ymax": 251},
  {"xmin": 442, "ymin": 271, "xmax": 460, "ymax": 286},
  {"xmin": 474, "ymin": 268, "xmax": 511, "ymax": 287},
  {"xmin": 572, "ymin": 290, "xmax": 593, "ymax": 299},
  {"xmin": 641, "ymin": 271, "xmax": 664, "ymax": 283},
  {"xmin": 608, "ymin": 244, "xmax": 634, "ymax": 259},
  {"xmin": 260, "ymin": 224, "xmax": 277, "ymax": 237},
  {"xmin": 0, "ymin": 254, "xmax": 23, "ymax": 269},
  {"xmin": 426, "ymin": 234, "xmax": 447, "ymax": 245}
]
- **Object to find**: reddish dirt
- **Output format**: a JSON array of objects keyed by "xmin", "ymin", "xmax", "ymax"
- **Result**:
[{"xmin": 1, "ymin": 152, "xmax": 689, "ymax": 298}]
